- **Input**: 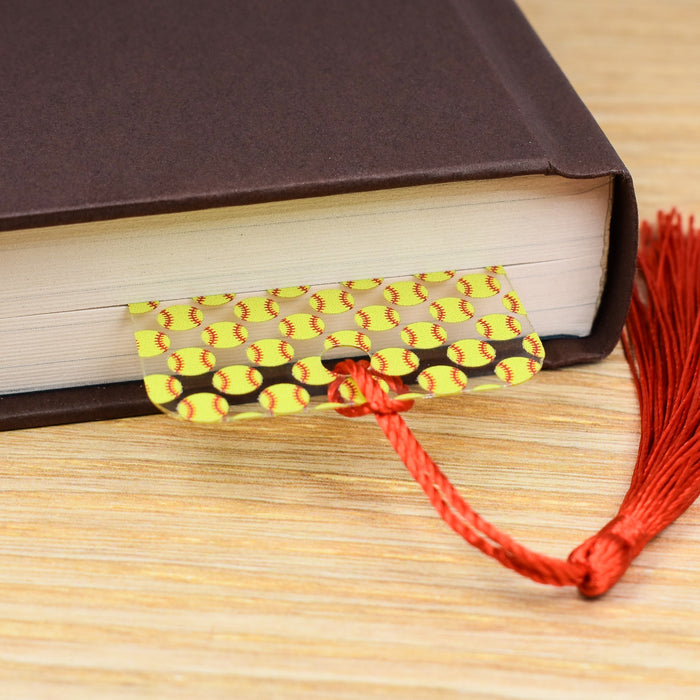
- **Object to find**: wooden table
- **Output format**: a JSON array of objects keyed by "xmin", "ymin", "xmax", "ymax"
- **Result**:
[{"xmin": 2, "ymin": 1, "xmax": 700, "ymax": 697}]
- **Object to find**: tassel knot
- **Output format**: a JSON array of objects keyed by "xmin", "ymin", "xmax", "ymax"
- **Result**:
[
  {"xmin": 329, "ymin": 359, "xmax": 414, "ymax": 417},
  {"xmin": 568, "ymin": 514, "xmax": 652, "ymax": 597}
]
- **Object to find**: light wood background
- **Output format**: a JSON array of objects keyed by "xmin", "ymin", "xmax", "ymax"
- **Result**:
[{"xmin": 2, "ymin": 1, "xmax": 700, "ymax": 697}]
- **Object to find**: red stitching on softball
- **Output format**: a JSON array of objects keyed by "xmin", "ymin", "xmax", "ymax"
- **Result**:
[
  {"xmin": 250, "ymin": 344, "xmax": 263, "ymax": 364},
  {"xmin": 479, "ymin": 341, "xmax": 494, "ymax": 361},
  {"xmin": 501, "ymin": 362, "xmax": 514, "ymax": 384},
  {"xmin": 236, "ymin": 302, "xmax": 250, "ymax": 321},
  {"xmin": 503, "ymin": 293, "xmax": 518, "ymax": 313},
  {"xmin": 216, "ymin": 370, "xmax": 230, "ymax": 393},
  {"xmin": 166, "ymin": 377, "xmax": 180, "ymax": 398},
  {"xmin": 430, "ymin": 324, "xmax": 445, "ymax": 345},
  {"xmin": 293, "ymin": 386, "xmax": 307, "ymax": 407},
  {"xmin": 525, "ymin": 336, "xmax": 544, "ymax": 357},
  {"xmin": 262, "ymin": 389, "xmax": 276, "ymax": 413},
  {"xmin": 374, "ymin": 354, "xmax": 388, "ymax": 373},
  {"xmin": 201, "ymin": 350, "xmax": 215, "ymax": 370},
  {"xmin": 311, "ymin": 316, "xmax": 324, "ymax": 336},
  {"xmin": 478, "ymin": 320, "xmax": 493, "ymax": 338},
  {"xmin": 265, "ymin": 298, "xmax": 278, "ymax": 318},
  {"xmin": 459, "ymin": 280, "xmax": 473, "ymax": 296},
  {"xmin": 159, "ymin": 310, "xmax": 174, "ymax": 328},
  {"xmin": 460, "ymin": 300, "xmax": 474, "ymax": 319},
  {"xmin": 214, "ymin": 395, "xmax": 228, "ymax": 416},
  {"xmin": 385, "ymin": 307, "xmax": 399, "ymax": 327},
  {"xmin": 171, "ymin": 352, "xmax": 184, "ymax": 373},
  {"xmin": 180, "ymin": 398, "xmax": 194, "ymax": 421},
  {"xmin": 356, "ymin": 309, "xmax": 370, "ymax": 329},
  {"xmin": 430, "ymin": 302, "xmax": 446, "ymax": 322},
  {"xmin": 155, "ymin": 332, "xmax": 169, "ymax": 353},
  {"xmin": 403, "ymin": 326, "xmax": 418, "ymax": 346},
  {"xmin": 246, "ymin": 368, "xmax": 260, "ymax": 388},
  {"xmin": 451, "ymin": 344, "xmax": 466, "ymax": 365},
  {"xmin": 280, "ymin": 318, "xmax": 295, "ymax": 337},
  {"xmin": 452, "ymin": 368, "xmax": 466, "ymax": 388},
  {"xmin": 311, "ymin": 294, "xmax": 326, "ymax": 313},
  {"xmin": 295, "ymin": 362, "xmax": 310, "ymax": 383},
  {"xmin": 280, "ymin": 341, "xmax": 293, "ymax": 362},
  {"xmin": 506, "ymin": 316, "xmax": 521, "ymax": 336},
  {"xmin": 402, "ymin": 349, "xmax": 417, "ymax": 370},
  {"xmin": 234, "ymin": 324, "xmax": 247, "ymax": 344},
  {"xmin": 188, "ymin": 307, "xmax": 201, "ymax": 327}
]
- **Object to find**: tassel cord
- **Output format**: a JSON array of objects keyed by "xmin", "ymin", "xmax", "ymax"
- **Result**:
[{"xmin": 330, "ymin": 361, "xmax": 585, "ymax": 588}]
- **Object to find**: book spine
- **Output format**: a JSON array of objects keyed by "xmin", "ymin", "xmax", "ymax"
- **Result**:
[{"xmin": 449, "ymin": 0, "xmax": 638, "ymax": 367}]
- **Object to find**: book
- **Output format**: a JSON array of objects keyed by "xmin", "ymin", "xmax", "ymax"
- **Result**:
[{"xmin": 0, "ymin": 0, "xmax": 637, "ymax": 431}]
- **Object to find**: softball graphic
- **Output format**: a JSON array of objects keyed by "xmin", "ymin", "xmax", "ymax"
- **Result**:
[
  {"xmin": 417, "ymin": 365, "xmax": 468, "ymax": 395},
  {"xmin": 414, "ymin": 271, "xmax": 455, "ymax": 282},
  {"xmin": 176, "ymin": 392, "xmax": 229, "ymax": 423},
  {"xmin": 292, "ymin": 356, "xmax": 336, "ymax": 385},
  {"xmin": 258, "ymin": 382, "xmax": 310, "ymax": 415},
  {"xmin": 309, "ymin": 288, "xmax": 355, "ymax": 314},
  {"xmin": 134, "ymin": 330, "xmax": 171, "ymax": 358},
  {"xmin": 475, "ymin": 313, "xmax": 522, "ymax": 340},
  {"xmin": 370, "ymin": 347, "xmax": 419, "ymax": 376},
  {"xmin": 192, "ymin": 293, "xmax": 235, "ymax": 306},
  {"xmin": 336, "ymin": 376, "xmax": 366, "ymax": 404},
  {"xmin": 324, "ymin": 330, "xmax": 372, "ymax": 353},
  {"xmin": 201, "ymin": 322, "xmax": 248, "ymax": 348},
  {"xmin": 128, "ymin": 300, "xmax": 159, "ymax": 315},
  {"xmin": 143, "ymin": 374, "xmax": 183, "ymax": 404},
  {"xmin": 495, "ymin": 356, "xmax": 542, "ymax": 385},
  {"xmin": 212, "ymin": 365, "xmax": 263, "ymax": 395},
  {"xmin": 341, "ymin": 278, "xmax": 383, "ymax": 290},
  {"xmin": 278, "ymin": 313, "xmax": 325, "ymax": 340},
  {"xmin": 447, "ymin": 339, "xmax": 496, "ymax": 367},
  {"xmin": 456, "ymin": 273, "xmax": 501, "ymax": 298},
  {"xmin": 354, "ymin": 305, "xmax": 401, "ymax": 332},
  {"xmin": 400, "ymin": 322, "xmax": 448, "ymax": 349},
  {"xmin": 267, "ymin": 285, "xmax": 310, "ymax": 298},
  {"xmin": 167, "ymin": 347, "xmax": 216, "ymax": 376},
  {"xmin": 247, "ymin": 338, "xmax": 295, "ymax": 366},
  {"xmin": 383, "ymin": 281, "xmax": 428, "ymax": 306},
  {"xmin": 234, "ymin": 296, "xmax": 280, "ymax": 322},
  {"xmin": 522, "ymin": 333, "xmax": 545, "ymax": 359},
  {"xmin": 429, "ymin": 297, "xmax": 475, "ymax": 323},
  {"xmin": 157, "ymin": 304, "xmax": 204, "ymax": 331},
  {"xmin": 502, "ymin": 291, "xmax": 526, "ymax": 315}
]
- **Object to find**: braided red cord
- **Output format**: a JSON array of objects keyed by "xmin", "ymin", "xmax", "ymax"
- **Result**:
[
  {"xmin": 329, "ymin": 211, "xmax": 700, "ymax": 596},
  {"xmin": 329, "ymin": 359, "xmax": 586, "ymax": 589}
]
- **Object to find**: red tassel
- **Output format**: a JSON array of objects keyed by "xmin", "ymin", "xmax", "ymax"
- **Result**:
[
  {"xmin": 570, "ymin": 210, "xmax": 700, "ymax": 594},
  {"xmin": 330, "ymin": 210, "xmax": 700, "ymax": 596}
]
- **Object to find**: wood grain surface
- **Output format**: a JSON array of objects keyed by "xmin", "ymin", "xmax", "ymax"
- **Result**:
[{"xmin": 2, "ymin": 1, "xmax": 700, "ymax": 697}]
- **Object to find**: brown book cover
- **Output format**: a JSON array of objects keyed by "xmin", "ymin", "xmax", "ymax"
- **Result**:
[{"xmin": 0, "ymin": 0, "xmax": 637, "ymax": 430}]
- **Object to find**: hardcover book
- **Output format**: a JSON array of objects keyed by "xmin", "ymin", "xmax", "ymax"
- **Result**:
[{"xmin": 0, "ymin": 0, "xmax": 637, "ymax": 430}]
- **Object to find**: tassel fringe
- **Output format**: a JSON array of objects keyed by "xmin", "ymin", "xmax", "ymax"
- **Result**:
[{"xmin": 330, "ymin": 210, "xmax": 700, "ymax": 596}]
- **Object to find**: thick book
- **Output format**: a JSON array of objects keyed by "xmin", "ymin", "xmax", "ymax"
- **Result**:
[{"xmin": 0, "ymin": 0, "xmax": 637, "ymax": 431}]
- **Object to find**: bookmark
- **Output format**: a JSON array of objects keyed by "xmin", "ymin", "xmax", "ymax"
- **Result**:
[
  {"xmin": 129, "ymin": 266, "xmax": 544, "ymax": 422},
  {"xmin": 128, "ymin": 213, "xmax": 700, "ymax": 597}
]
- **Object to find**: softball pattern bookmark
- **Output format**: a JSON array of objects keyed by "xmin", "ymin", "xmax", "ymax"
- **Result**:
[{"xmin": 129, "ymin": 267, "xmax": 545, "ymax": 423}]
